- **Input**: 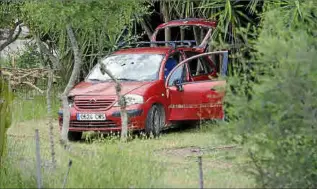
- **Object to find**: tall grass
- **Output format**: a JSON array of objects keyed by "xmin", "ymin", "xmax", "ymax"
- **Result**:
[
  {"xmin": 0, "ymin": 157, "xmax": 37, "ymax": 188},
  {"xmin": 12, "ymin": 91, "xmax": 60, "ymax": 123},
  {"xmin": 2, "ymin": 88, "xmax": 165, "ymax": 188},
  {"xmin": 1, "ymin": 137, "xmax": 165, "ymax": 188},
  {"xmin": 51, "ymin": 146, "xmax": 164, "ymax": 188},
  {"xmin": 2, "ymin": 87, "xmax": 254, "ymax": 188}
]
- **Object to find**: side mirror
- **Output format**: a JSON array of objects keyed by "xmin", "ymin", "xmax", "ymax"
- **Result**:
[{"xmin": 173, "ymin": 79, "xmax": 184, "ymax": 92}]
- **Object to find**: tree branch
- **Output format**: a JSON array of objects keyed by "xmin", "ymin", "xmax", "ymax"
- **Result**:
[
  {"xmin": 63, "ymin": 24, "xmax": 83, "ymax": 95},
  {"xmin": 0, "ymin": 20, "xmax": 23, "ymax": 52},
  {"xmin": 35, "ymin": 35, "xmax": 60, "ymax": 69},
  {"xmin": 21, "ymin": 81, "xmax": 44, "ymax": 94}
]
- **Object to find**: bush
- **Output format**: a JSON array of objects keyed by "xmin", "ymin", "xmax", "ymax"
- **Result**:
[
  {"xmin": 0, "ymin": 77, "xmax": 13, "ymax": 164},
  {"xmin": 15, "ymin": 43, "xmax": 43, "ymax": 69},
  {"xmin": 223, "ymin": 2, "xmax": 317, "ymax": 188}
]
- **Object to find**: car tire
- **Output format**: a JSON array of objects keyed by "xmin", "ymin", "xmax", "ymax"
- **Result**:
[
  {"xmin": 68, "ymin": 131, "xmax": 82, "ymax": 141},
  {"xmin": 145, "ymin": 104, "xmax": 165, "ymax": 138}
]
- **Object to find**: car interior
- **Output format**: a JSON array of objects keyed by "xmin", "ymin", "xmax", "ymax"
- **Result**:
[
  {"xmin": 164, "ymin": 58, "xmax": 177, "ymax": 79},
  {"xmin": 185, "ymin": 52, "xmax": 217, "ymax": 82},
  {"xmin": 164, "ymin": 52, "xmax": 182, "ymax": 79},
  {"xmin": 165, "ymin": 50, "xmax": 222, "ymax": 86}
]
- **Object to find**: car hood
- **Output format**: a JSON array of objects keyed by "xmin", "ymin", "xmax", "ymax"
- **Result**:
[{"xmin": 69, "ymin": 81, "xmax": 152, "ymax": 96}]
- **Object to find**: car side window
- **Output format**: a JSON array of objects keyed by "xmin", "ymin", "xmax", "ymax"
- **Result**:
[
  {"xmin": 168, "ymin": 64, "xmax": 187, "ymax": 86},
  {"xmin": 186, "ymin": 52, "xmax": 214, "ymax": 77},
  {"xmin": 201, "ymin": 57, "xmax": 213, "ymax": 74}
]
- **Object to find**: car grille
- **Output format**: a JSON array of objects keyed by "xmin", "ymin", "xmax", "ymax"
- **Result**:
[
  {"xmin": 70, "ymin": 120, "xmax": 117, "ymax": 128},
  {"xmin": 75, "ymin": 98, "xmax": 115, "ymax": 110}
]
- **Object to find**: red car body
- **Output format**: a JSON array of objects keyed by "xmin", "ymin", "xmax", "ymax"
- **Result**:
[{"xmin": 58, "ymin": 18, "xmax": 228, "ymax": 137}]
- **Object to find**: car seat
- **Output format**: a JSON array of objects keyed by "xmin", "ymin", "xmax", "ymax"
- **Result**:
[{"xmin": 164, "ymin": 58, "xmax": 177, "ymax": 79}]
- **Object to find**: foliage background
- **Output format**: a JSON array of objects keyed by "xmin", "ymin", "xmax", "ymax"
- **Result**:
[{"xmin": 221, "ymin": 0, "xmax": 317, "ymax": 187}]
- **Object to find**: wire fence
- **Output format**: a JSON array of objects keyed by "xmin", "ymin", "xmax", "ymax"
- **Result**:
[
  {"xmin": 27, "ymin": 129, "xmax": 238, "ymax": 189},
  {"xmin": 6, "ymin": 124, "xmax": 241, "ymax": 188}
]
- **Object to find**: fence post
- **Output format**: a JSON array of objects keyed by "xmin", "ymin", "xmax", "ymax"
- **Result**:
[
  {"xmin": 198, "ymin": 156, "xmax": 204, "ymax": 189},
  {"xmin": 35, "ymin": 129, "xmax": 42, "ymax": 189},
  {"xmin": 62, "ymin": 159, "xmax": 73, "ymax": 189}
]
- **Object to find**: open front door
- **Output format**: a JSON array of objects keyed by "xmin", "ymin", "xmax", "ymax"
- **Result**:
[
  {"xmin": 152, "ymin": 18, "xmax": 217, "ymax": 52},
  {"xmin": 166, "ymin": 51, "xmax": 228, "ymax": 121}
]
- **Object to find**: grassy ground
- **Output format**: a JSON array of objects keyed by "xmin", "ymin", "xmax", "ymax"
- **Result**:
[
  {"xmin": 11, "ymin": 92, "xmax": 60, "ymax": 123},
  {"xmin": 1, "ymin": 95, "xmax": 255, "ymax": 188}
]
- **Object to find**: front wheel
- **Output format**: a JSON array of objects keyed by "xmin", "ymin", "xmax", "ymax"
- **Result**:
[{"xmin": 145, "ymin": 105, "xmax": 165, "ymax": 138}]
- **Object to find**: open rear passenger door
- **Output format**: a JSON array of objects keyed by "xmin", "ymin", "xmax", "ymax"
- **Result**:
[{"xmin": 165, "ymin": 51, "xmax": 228, "ymax": 121}]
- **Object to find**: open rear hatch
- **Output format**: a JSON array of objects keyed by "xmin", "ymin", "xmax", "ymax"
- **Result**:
[{"xmin": 151, "ymin": 18, "xmax": 217, "ymax": 52}]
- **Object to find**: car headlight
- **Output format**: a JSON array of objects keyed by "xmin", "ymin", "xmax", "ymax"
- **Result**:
[
  {"xmin": 68, "ymin": 96, "xmax": 74, "ymax": 108},
  {"xmin": 113, "ymin": 94, "xmax": 144, "ymax": 106}
]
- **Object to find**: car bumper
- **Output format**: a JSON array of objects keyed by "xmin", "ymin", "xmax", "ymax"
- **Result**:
[{"xmin": 58, "ymin": 104, "xmax": 147, "ymax": 132}]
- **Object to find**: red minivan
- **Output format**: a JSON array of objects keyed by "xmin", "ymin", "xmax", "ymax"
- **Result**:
[{"xmin": 58, "ymin": 18, "xmax": 229, "ymax": 140}]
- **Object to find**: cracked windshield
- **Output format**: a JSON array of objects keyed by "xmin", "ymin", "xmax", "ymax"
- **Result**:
[{"xmin": 87, "ymin": 54, "xmax": 164, "ymax": 81}]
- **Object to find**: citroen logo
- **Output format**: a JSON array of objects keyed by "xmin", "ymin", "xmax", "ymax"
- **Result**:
[{"xmin": 89, "ymin": 98, "xmax": 96, "ymax": 104}]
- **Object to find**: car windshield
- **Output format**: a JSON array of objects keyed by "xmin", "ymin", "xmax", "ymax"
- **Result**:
[{"xmin": 86, "ymin": 53, "xmax": 164, "ymax": 82}]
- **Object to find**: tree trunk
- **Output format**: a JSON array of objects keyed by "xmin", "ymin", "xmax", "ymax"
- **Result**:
[
  {"xmin": 36, "ymin": 34, "xmax": 59, "ymax": 157},
  {"xmin": 46, "ymin": 69, "xmax": 56, "ymax": 167},
  {"xmin": 161, "ymin": 2, "xmax": 171, "ymax": 45},
  {"xmin": 61, "ymin": 96, "xmax": 70, "ymax": 144},
  {"xmin": 140, "ymin": 17, "xmax": 153, "ymax": 41},
  {"xmin": 116, "ymin": 86, "xmax": 128, "ymax": 142},
  {"xmin": 35, "ymin": 36, "xmax": 61, "ymax": 69},
  {"xmin": 193, "ymin": 26, "xmax": 200, "ymax": 45},
  {"xmin": 0, "ymin": 21, "xmax": 22, "ymax": 52},
  {"xmin": 180, "ymin": 27, "xmax": 185, "ymax": 45},
  {"xmin": 200, "ymin": 28, "xmax": 205, "ymax": 45},
  {"xmin": 99, "ymin": 64, "xmax": 128, "ymax": 142},
  {"xmin": 61, "ymin": 24, "xmax": 83, "ymax": 144}
]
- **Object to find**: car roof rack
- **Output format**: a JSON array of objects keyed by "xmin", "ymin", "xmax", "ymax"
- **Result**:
[{"xmin": 118, "ymin": 40, "xmax": 197, "ymax": 49}]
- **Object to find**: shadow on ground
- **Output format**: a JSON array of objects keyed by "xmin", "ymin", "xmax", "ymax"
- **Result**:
[{"xmin": 78, "ymin": 120, "xmax": 219, "ymax": 143}]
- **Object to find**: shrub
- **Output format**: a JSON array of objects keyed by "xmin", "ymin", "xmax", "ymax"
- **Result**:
[
  {"xmin": 223, "ymin": 2, "xmax": 317, "ymax": 188},
  {"xmin": 0, "ymin": 76, "xmax": 13, "ymax": 164},
  {"xmin": 15, "ymin": 43, "xmax": 43, "ymax": 69}
]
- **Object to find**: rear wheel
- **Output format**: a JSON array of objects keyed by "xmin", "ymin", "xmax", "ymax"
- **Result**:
[
  {"xmin": 145, "ymin": 105, "xmax": 165, "ymax": 138},
  {"xmin": 68, "ymin": 131, "xmax": 82, "ymax": 141}
]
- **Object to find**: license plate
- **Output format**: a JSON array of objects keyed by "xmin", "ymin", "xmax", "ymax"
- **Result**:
[{"xmin": 77, "ymin": 113, "xmax": 106, "ymax": 121}]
